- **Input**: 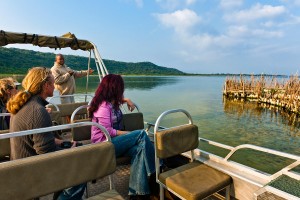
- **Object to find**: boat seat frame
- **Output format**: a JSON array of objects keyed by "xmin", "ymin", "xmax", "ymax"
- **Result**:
[
  {"xmin": 153, "ymin": 109, "xmax": 232, "ymax": 200},
  {"xmin": 0, "ymin": 122, "xmax": 124, "ymax": 200}
]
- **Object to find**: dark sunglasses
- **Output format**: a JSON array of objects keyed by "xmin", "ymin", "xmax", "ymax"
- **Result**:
[{"xmin": 8, "ymin": 85, "xmax": 18, "ymax": 90}]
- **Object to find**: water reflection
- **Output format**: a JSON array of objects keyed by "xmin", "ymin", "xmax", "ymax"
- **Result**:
[
  {"xmin": 74, "ymin": 76, "xmax": 180, "ymax": 93},
  {"xmin": 123, "ymin": 76, "xmax": 180, "ymax": 90},
  {"xmin": 223, "ymin": 97, "xmax": 300, "ymax": 137},
  {"xmin": 1, "ymin": 75, "xmax": 180, "ymax": 92}
]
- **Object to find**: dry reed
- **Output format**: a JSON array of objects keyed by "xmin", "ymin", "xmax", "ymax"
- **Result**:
[{"xmin": 223, "ymin": 74, "xmax": 300, "ymax": 115}]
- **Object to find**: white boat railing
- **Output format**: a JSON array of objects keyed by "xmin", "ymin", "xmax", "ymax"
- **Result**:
[
  {"xmin": 197, "ymin": 137, "xmax": 300, "ymax": 183},
  {"xmin": 0, "ymin": 113, "xmax": 11, "ymax": 117},
  {"xmin": 47, "ymin": 94, "xmax": 94, "ymax": 105},
  {"xmin": 70, "ymin": 105, "xmax": 90, "ymax": 123},
  {"xmin": 48, "ymin": 103, "xmax": 60, "ymax": 111},
  {"xmin": 0, "ymin": 121, "xmax": 110, "ymax": 142},
  {"xmin": 147, "ymin": 108, "xmax": 300, "ymax": 199}
]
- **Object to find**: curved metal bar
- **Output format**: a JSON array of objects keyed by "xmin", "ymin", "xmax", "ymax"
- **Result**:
[
  {"xmin": 0, "ymin": 113, "xmax": 11, "ymax": 117},
  {"xmin": 121, "ymin": 102, "xmax": 140, "ymax": 114},
  {"xmin": 91, "ymin": 42, "xmax": 109, "ymax": 75},
  {"xmin": 46, "ymin": 103, "xmax": 60, "ymax": 111},
  {"xmin": 91, "ymin": 43, "xmax": 109, "ymax": 81},
  {"xmin": 271, "ymin": 160, "xmax": 300, "ymax": 181},
  {"xmin": 134, "ymin": 103, "xmax": 140, "ymax": 112},
  {"xmin": 70, "ymin": 105, "xmax": 90, "ymax": 123},
  {"xmin": 47, "ymin": 94, "xmax": 94, "ymax": 103},
  {"xmin": 0, "ymin": 121, "xmax": 111, "ymax": 142},
  {"xmin": 85, "ymin": 50, "xmax": 91, "ymax": 102},
  {"xmin": 199, "ymin": 137, "xmax": 234, "ymax": 151},
  {"xmin": 153, "ymin": 109, "xmax": 194, "ymax": 182},
  {"xmin": 145, "ymin": 122, "xmax": 166, "ymax": 132},
  {"xmin": 91, "ymin": 49, "xmax": 102, "ymax": 81},
  {"xmin": 154, "ymin": 109, "xmax": 193, "ymax": 134},
  {"xmin": 196, "ymin": 137, "xmax": 300, "ymax": 183}
]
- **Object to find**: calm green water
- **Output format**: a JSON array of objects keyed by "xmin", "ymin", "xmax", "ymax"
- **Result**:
[
  {"xmin": 6, "ymin": 75, "xmax": 300, "ymax": 173},
  {"xmin": 77, "ymin": 76, "xmax": 300, "ymax": 174},
  {"xmin": 76, "ymin": 76, "xmax": 300, "ymax": 153}
]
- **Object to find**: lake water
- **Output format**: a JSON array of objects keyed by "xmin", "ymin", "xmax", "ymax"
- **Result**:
[
  {"xmin": 77, "ymin": 76, "xmax": 300, "ymax": 153},
  {"xmin": 7, "ymin": 75, "xmax": 300, "ymax": 173}
]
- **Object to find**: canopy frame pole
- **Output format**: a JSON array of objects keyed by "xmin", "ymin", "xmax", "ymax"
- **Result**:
[
  {"xmin": 85, "ymin": 50, "xmax": 92, "ymax": 102},
  {"xmin": 92, "ymin": 49, "xmax": 103, "ymax": 82},
  {"xmin": 91, "ymin": 43, "xmax": 109, "ymax": 82},
  {"xmin": 92, "ymin": 49, "xmax": 101, "ymax": 81}
]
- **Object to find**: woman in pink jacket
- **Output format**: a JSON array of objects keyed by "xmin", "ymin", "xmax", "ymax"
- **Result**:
[{"xmin": 89, "ymin": 74, "xmax": 155, "ymax": 199}]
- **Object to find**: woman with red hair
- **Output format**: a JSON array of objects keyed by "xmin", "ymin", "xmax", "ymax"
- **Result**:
[{"xmin": 89, "ymin": 74, "xmax": 155, "ymax": 198}]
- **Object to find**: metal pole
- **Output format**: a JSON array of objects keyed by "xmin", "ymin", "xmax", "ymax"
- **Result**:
[
  {"xmin": 85, "ymin": 50, "xmax": 91, "ymax": 102},
  {"xmin": 92, "ymin": 49, "xmax": 102, "ymax": 82}
]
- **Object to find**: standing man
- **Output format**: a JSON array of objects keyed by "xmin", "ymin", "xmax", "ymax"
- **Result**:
[{"xmin": 51, "ymin": 54, "xmax": 94, "ymax": 104}]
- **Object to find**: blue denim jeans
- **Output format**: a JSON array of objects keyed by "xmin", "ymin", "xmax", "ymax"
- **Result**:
[
  {"xmin": 55, "ymin": 183, "xmax": 86, "ymax": 200},
  {"xmin": 112, "ymin": 130, "xmax": 155, "ymax": 195}
]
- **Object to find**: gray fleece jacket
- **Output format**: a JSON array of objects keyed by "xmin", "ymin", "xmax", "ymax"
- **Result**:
[{"xmin": 10, "ymin": 95, "xmax": 57, "ymax": 160}]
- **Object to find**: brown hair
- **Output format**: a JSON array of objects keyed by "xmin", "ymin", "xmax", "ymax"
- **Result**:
[{"xmin": 7, "ymin": 67, "xmax": 51, "ymax": 114}]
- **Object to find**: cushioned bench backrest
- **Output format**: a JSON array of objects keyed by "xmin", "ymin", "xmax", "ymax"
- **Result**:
[
  {"xmin": 71, "ymin": 112, "xmax": 145, "ymax": 141},
  {"xmin": 121, "ymin": 113, "xmax": 144, "ymax": 131},
  {"xmin": 0, "ymin": 142, "xmax": 116, "ymax": 200},
  {"xmin": 72, "ymin": 118, "xmax": 92, "ymax": 141},
  {"xmin": 0, "ymin": 130, "xmax": 10, "ymax": 158},
  {"xmin": 155, "ymin": 124, "xmax": 199, "ymax": 159},
  {"xmin": 48, "ymin": 102, "xmax": 89, "ymax": 124},
  {"xmin": 49, "ymin": 110, "xmax": 62, "ymax": 124},
  {"xmin": 56, "ymin": 102, "xmax": 88, "ymax": 117}
]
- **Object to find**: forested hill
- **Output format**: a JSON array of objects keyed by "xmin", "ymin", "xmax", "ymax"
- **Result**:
[{"xmin": 0, "ymin": 47, "xmax": 186, "ymax": 75}]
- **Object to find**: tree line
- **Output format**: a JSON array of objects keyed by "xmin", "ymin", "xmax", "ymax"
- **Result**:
[{"xmin": 0, "ymin": 47, "xmax": 185, "ymax": 75}]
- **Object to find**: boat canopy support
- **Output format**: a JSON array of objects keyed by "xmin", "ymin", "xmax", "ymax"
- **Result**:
[{"xmin": 0, "ymin": 30, "xmax": 109, "ymax": 94}]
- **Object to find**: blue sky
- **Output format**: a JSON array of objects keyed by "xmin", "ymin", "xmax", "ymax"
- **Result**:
[{"xmin": 1, "ymin": 0, "xmax": 300, "ymax": 75}]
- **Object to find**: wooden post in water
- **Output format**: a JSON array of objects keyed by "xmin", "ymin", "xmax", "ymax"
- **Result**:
[
  {"xmin": 224, "ymin": 80, "xmax": 227, "ymax": 95},
  {"xmin": 242, "ymin": 81, "xmax": 245, "ymax": 98}
]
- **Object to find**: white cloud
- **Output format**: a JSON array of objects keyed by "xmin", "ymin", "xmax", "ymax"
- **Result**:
[
  {"xmin": 154, "ymin": 9, "xmax": 201, "ymax": 33},
  {"xmin": 260, "ymin": 15, "xmax": 300, "ymax": 27},
  {"xmin": 154, "ymin": 2, "xmax": 300, "ymax": 72},
  {"xmin": 155, "ymin": 9, "xmax": 282, "ymax": 52},
  {"xmin": 252, "ymin": 29, "xmax": 283, "ymax": 37},
  {"xmin": 220, "ymin": 0, "xmax": 243, "ymax": 9},
  {"xmin": 227, "ymin": 25, "xmax": 283, "ymax": 38},
  {"xmin": 278, "ymin": 14, "xmax": 300, "ymax": 26},
  {"xmin": 224, "ymin": 3, "xmax": 287, "ymax": 22}
]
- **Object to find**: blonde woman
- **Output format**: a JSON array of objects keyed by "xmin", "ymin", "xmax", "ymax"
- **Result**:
[
  {"xmin": 7, "ymin": 67, "xmax": 86, "ymax": 200},
  {"xmin": 0, "ymin": 77, "xmax": 20, "ymax": 130}
]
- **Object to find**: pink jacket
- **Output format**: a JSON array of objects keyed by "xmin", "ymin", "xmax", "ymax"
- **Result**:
[{"xmin": 91, "ymin": 101, "xmax": 117, "ymax": 143}]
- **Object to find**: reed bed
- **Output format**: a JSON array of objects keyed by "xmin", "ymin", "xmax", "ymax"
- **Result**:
[{"xmin": 223, "ymin": 74, "xmax": 300, "ymax": 115}]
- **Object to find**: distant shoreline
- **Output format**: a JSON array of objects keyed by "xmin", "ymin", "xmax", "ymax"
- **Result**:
[
  {"xmin": 0, "ymin": 73, "xmax": 291, "ymax": 77},
  {"xmin": 0, "ymin": 47, "xmax": 293, "ymax": 77}
]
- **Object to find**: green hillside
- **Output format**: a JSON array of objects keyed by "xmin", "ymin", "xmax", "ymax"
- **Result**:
[{"xmin": 0, "ymin": 47, "xmax": 185, "ymax": 75}]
